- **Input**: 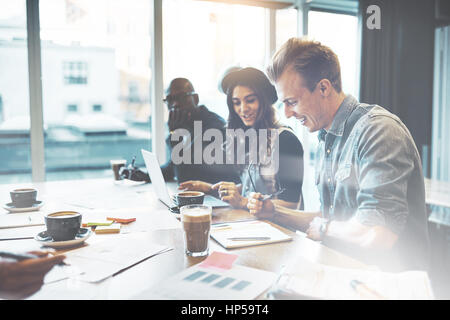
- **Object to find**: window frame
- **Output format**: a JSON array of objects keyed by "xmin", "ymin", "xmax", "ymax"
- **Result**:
[{"xmin": 23, "ymin": 0, "xmax": 359, "ymax": 183}]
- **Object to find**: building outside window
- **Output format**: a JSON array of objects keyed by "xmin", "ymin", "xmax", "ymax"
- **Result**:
[
  {"xmin": 63, "ymin": 61, "xmax": 88, "ymax": 85},
  {"xmin": 0, "ymin": 0, "xmax": 361, "ymax": 185},
  {"xmin": 92, "ymin": 104, "xmax": 102, "ymax": 112},
  {"xmin": 0, "ymin": 0, "xmax": 32, "ymax": 183},
  {"xmin": 67, "ymin": 104, "xmax": 78, "ymax": 113}
]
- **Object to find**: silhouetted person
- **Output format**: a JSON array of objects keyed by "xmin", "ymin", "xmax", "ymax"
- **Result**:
[{"xmin": 160, "ymin": 78, "xmax": 239, "ymax": 184}]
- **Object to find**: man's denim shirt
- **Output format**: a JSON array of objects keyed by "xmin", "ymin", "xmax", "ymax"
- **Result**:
[{"xmin": 315, "ymin": 95, "xmax": 429, "ymax": 270}]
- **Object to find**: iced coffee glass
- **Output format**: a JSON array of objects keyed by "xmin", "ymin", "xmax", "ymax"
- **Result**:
[{"xmin": 180, "ymin": 204, "xmax": 212, "ymax": 257}]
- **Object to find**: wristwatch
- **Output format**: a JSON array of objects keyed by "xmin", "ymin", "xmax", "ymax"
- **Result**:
[{"xmin": 319, "ymin": 219, "xmax": 331, "ymax": 239}]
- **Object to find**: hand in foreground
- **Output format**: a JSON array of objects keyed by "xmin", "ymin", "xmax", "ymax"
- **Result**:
[
  {"xmin": 247, "ymin": 192, "xmax": 275, "ymax": 220},
  {"xmin": 178, "ymin": 180, "xmax": 212, "ymax": 194},
  {"xmin": 306, "ymin": 217, "xmax": 327, "ymax": 241},
  {"xmin": 211, "ymin": 182, "xmax": 246, "ymax": 208},
  {"xmin": 0, "ymin": 251, "xmax": 66, "ymax": 299}
]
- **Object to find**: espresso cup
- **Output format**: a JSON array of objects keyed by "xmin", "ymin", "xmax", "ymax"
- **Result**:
[
  {"xmin": 45, "ymin": 211, "xmax": 82, "ymax": 241},
  {"xmin": 181, "ymin": 204, "xmax": 212, "ymax": 257},
  {"xmin": 10, "ymin": 188, "xmax": 37, "ymax": 208},
  {"xmin": 174, "ymin": 191, "xmax": 205, "ymax": 208},
  {"xmin": 110, "ymin": 159, "xmax": 127, "ymax": 181}
]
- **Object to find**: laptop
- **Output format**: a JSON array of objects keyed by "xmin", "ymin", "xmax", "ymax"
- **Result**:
[{"xmin": 141, "ymin": 149, "xmax": 230, "ymax": 213}]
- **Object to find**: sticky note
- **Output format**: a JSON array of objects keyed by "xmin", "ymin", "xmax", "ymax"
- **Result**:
[
  {"xmin": 198, "ymin": 251, "xmax": 238, "ymax": 270},
  {"xmin": 85, "ymin": 220, "xmax": 114, "ymax": 227},
  {"xmin": 95, "ymin": 223, "xmax": 121, "ymax": 234},
  {"xmin": 106, "ymin": 217, "xmax": 136, "ymax": 224}
]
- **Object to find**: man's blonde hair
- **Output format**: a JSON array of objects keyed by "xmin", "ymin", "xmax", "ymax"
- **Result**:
[{"xmin": 267, "ymin": 37, "xmax": 342, "ymax": 93}]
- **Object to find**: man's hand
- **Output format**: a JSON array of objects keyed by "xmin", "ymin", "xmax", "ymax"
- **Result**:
[
  {"xmin": 178, "ymin": 180, "xmax": 212, "ymax": 194},
  {"xmin": 0, "ymin": 251, "xmax": 66, "ymax": 299},
  {"xmin": 247, "ymin": 192, "xmax": 275, "ymax": 220},
  {"xmin": 168, "ymin": 107, "xmax": 195, "ymax": 132},
  {"xmin": 211, "ymin": 182, "xmax": 246, "ymax": 208},
  {"xmin": 306, "ymin": 217, "xmax": 328, "ymax": 241}
]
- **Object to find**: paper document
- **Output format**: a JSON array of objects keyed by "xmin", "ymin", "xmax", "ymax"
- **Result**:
[
  {"xmin": 271, "ymin": 261, "xmax": 434, "ymax": 300},
  {"xmin": 0, "ymin": 225, "xmax": 45, "ymax": 240},
  {"xmin": 211, "ymin": 220, "xmax": 291, "ymax": 249},
  {"xmin": 64, "ymin": 232, "xmax": 172, "ymax": 282},
  {"xmin": 0, "ymin": 212, "xmax": 45, "ymax": 229},
  {"xmin": 136, "ymin": 252, "xmax": 277, "ymax": 300}
]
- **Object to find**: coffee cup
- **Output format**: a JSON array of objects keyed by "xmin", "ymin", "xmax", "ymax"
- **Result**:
[
  {"xmin": 45, "ymin": 211, "xmax": 82, "ymax": 241},
  {"xmin": 10, "ymin": 188, "xmax": 37, "ymax": 208},
  {"xmin": 174, "ymin": 191, "xmax": 205, "ymax": 208},
  {"xmin": 110, "ymin": 159, "xmax": 127, "ymax": 181},
  {"xmin": 181, "ymin": 204, "xmax": 212, "ymax": 257}
]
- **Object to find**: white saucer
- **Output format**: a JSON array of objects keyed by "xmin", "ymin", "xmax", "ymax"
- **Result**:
[
  {"xmin": 35, "ymin": 228, "xmax": 92, "ymax": 248},
  {"xmin": 3, "ymin": 200, "xmax": 44, "ymax": 213}
]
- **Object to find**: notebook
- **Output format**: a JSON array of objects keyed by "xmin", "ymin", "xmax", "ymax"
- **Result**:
[{"xmin": 210, "ymin": 220, "xmax": 292, "ymax": 249}]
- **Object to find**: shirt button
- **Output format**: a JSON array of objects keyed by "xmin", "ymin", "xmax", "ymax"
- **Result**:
[
  {"xmin": 330, "ymin": 205, "xmax": 333, "ymax": 209},
  {"xmin": 327, "ymin": 178, "xmax": 331, "ymax": 183},
  {"xmin": 327, "ymin": 149, "xmax": 331, "ymax": 154}
]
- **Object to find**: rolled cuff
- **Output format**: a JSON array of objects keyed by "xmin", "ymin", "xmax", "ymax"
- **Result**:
[{"xmin": 355, "ymin": 208, "xmax": 405, "ymax": 235}]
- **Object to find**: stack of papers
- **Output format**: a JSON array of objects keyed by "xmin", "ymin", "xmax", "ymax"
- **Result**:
[
  {"xmin": 0, "ymin": 212, "xmax": 45, "ymax": 240},
  {"xmin": 270, "ymin": 261, "xmax": 434, "ymax": 300},
  {"xmin": 64, "ymin": 232, "xmax": 172, "ymax": 282}
]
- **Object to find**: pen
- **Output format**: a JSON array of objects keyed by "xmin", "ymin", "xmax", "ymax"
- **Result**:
[
  {"xmin": 261, "ymin": 188, "xmax": 286, "ymax": 201},
  {"xmin": 350, "ymin": 279, "xmax": 386, "ymax": 300},
  {"xmin": 0, "ymin": 251, "xmax": 39, "ymax": 261},
  {"xmin": 0, "ymin": 251, "xmax": 68, "ymax": 266},
  {"xmin": 227, "ymin": 237, "xmax": 271, "ymax": 241}
]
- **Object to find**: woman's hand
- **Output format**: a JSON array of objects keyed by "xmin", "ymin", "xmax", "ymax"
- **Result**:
[
  {"xmin": 211, "ymin": 182, "xmax": 247, "ymax": 208},
  {"xmin": 178, "ymin": 180, "xmax": 212, "ymax": 194},
  {"xmin": 247, "ymin": 192, "xmax": 275, "ymax": 220}
]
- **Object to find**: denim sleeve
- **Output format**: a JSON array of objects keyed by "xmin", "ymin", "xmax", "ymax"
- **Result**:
[{"xmin": 354, "ymin": 115, "xmax": 416, "ymax": 235}]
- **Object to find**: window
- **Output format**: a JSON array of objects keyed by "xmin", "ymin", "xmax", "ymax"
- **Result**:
[
  {"xmin": 276, "ymin": 7, "xmax": 298, "ymax": 50},
  {"xmin": 92, "ymin": 104, "xmax": 102, "ymax": 112},
  {"xmin": 67, "ymin": 104, "xmax": 78, "ymax": 113},
  {"xmin": 39, "ymin": 0, "xmax": 152, "ymax": 181},
  {"xmin": 63, "ymin": 61, "xmax": 88, "ymax": 85},
  {"xmin": 308, "ymin": 10, "xmax": 359, "ymax": 98},
  {"xmin": 163, "ymin": 0, "xmax": 267, "ymax": 121},
  {"xmin": 0, "ymin": 0, "xmax": 32, "ymax": 183},
  {"xmin": 1, "ymin": 0, "xmax": 305, "ymax": 184},
  {"xmin": 0, "ymin": 95, "xmax": 4, "ymax": 122}
]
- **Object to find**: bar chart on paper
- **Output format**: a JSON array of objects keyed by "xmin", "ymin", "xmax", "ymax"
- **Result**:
[{"xmin": 135, "ymin": 264, "xmax": 277, "ymax": 300}]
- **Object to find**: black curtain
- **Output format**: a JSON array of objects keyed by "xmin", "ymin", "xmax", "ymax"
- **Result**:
[{"xmin": 359, "ymin": 0, "xmax": 436, "ymax": 177}]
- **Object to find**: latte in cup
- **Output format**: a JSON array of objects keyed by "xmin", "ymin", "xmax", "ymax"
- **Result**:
[
  {"xmin": 175, "ymin": 191, "xmax": 204, "ymax": 207},
  {"xmin": 45, "ymin": 211, "xmax": 82, "ymax": 241},
  {"xmin": 181, "ymin": 205, "xmax": 212, "ymax": 257}
]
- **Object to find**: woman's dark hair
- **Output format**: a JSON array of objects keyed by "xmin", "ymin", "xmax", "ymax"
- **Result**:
[
  {"xmin": 221, "ymin": 67, "xmax": 280, "ymax": 168},
  {"xmin": 221, "ymin": 67, "xmax": 279, "ymax": 130}
]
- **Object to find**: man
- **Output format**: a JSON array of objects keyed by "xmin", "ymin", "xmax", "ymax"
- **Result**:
[
  {"xmin": 161, "ymin": 78, "xmax": 239, "ymax": 184},
  {"xmin": 0, "ymin": 251, "xmax": 65, "ymax": 299},
  {"xmin": 247, "ymin": 38, "xmax": 430, "ymax": 271}
]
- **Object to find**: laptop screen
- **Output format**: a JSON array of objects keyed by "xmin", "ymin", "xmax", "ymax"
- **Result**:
[{"xmin": 141, "ymin": 149, "xmax": 173, "ymax": 207}]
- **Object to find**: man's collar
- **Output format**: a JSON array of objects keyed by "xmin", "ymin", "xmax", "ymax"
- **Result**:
[
  {"xmin": 317, "ymin": 95, "xmax": 357, "ymax": 141},
  {"xmin": 326, "ymin": 95, "xmax": 357, "ymax": 137}
]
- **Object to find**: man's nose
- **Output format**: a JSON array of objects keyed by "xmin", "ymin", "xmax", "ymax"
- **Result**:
[{"xmin": 284, "ymin": 104, "xmax": 294, "ymax": 118}]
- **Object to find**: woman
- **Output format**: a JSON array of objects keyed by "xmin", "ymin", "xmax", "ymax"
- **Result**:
[{"xmin": 179, "ymin": 67, "xmax": 304, "ymax": 211}]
